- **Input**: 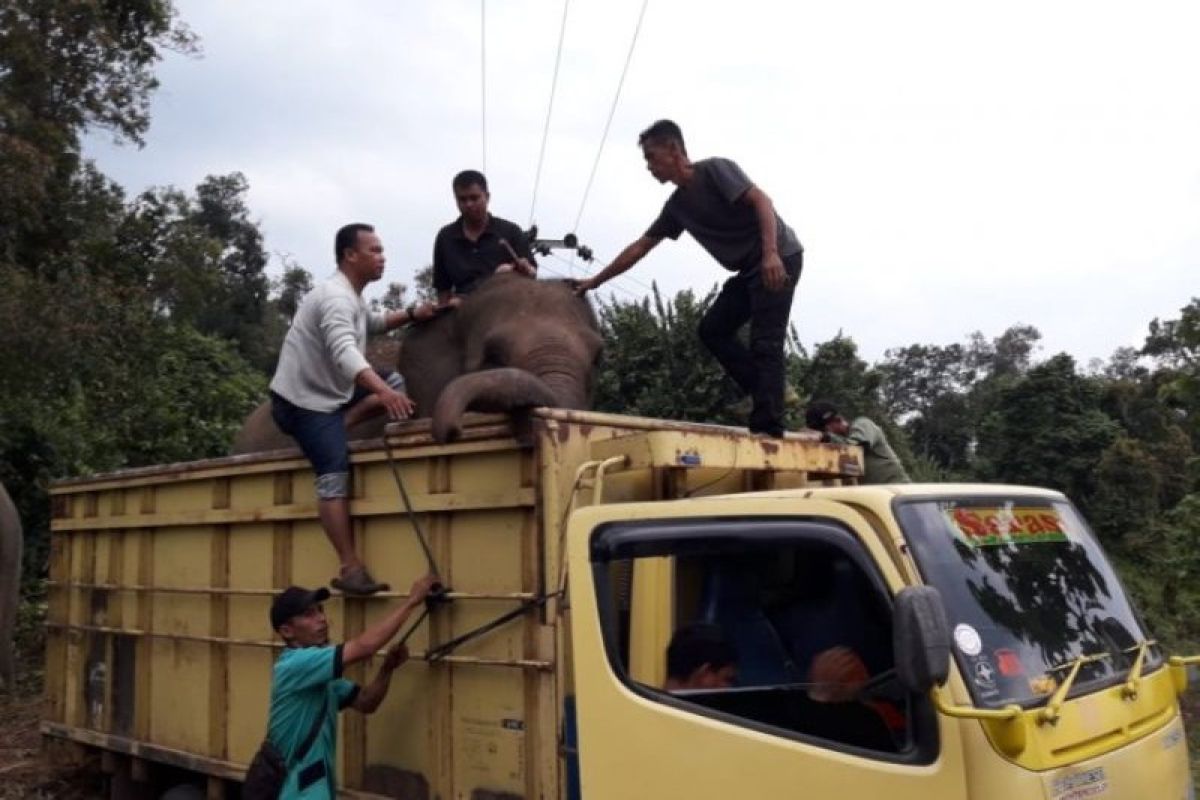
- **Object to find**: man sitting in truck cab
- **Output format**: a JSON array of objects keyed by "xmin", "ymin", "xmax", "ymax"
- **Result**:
[
  {"xmin": 264, "ymin": 572, "xmax": 437, "ymax": 798},
  {"xmin": 663, "ymin": 622, "xmax": 738, "ymax": 691}
]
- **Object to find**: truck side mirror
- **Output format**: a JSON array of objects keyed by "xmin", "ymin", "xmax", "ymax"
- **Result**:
[{"xmin": 893, "ymin": 586, "xmax": 951, "ymax": 693}]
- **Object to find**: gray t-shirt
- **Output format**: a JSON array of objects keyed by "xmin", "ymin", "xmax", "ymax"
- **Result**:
[{"xmin": 645, "ymin": 157, "xmax": 802, "ymax": 273}]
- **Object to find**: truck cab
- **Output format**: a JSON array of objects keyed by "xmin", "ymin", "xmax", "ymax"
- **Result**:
[{"xmin": 566, "ymin": 483, "xmax": 1197, "ymax": 799}]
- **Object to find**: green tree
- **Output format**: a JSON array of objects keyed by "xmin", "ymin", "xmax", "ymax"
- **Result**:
[
  {"xmin": 594, "ymin": 285, "xmax": 736, "ymax": 423},
  {"xmin": 0, "ymin": 0, "xmax": 197, "ymax": 266},
  {"xmin": 976, "ymin": 354, "xmax": 1120, "ymax": 512},
  {"xmin": 1143, "ymin": 298, "xmax": 1200, "ymax": 445},
  {"xmin": 0, "ymin": 263, "xmax": 264, "ymax": 580},
  {"xmin": 275, "ymin": 258, "xmax": 313, "ymax": 321},
  {"xmin": 116, "ymin": 172, "xmax": 277, "ymax": 369}
]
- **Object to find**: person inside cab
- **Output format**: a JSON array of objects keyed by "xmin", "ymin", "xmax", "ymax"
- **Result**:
[{"xmin": 663, "ymin": 622, "xmax": 738, "ymax": 691}]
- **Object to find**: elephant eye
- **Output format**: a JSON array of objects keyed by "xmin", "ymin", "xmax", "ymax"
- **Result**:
[{"xmin": 482, "ymin": 337, "xmax": 507, "ymax": 368}]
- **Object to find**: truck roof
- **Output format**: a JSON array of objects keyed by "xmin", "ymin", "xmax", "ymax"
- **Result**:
[{"xmin": 681, "ymin": 482, "xmax": 1069, "ymax": 512}]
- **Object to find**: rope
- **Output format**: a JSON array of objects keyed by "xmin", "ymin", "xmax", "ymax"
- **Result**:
[
  {"xmin": 383, "ymin": 436, "xmax": 440, "ymax": 576},
  {"xmin": 572, "ymin": 0, "xmax": 649, "ymax": 235},
  {"xmin": 425, "ymin": 592, "xmax": 559, "ymax": 662},
  {"xmin": 529, "ymin": 0, "xmax": 571, "ymax": 226}
]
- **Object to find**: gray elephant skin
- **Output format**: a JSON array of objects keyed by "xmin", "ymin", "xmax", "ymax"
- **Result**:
[
  {"xmin": 1, "ymin": 481, "xmax": 22, "ymax": 692},
  {"xmin": 231, "ymin": 274, "xmax": 602, "ymax": 451}
]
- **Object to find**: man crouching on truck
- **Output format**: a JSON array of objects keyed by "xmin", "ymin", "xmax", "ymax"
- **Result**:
[
  {"xmin": 269, "ymin": 223, "xmax": 438, "ymax": 595},
  {"xmin": 266, "ymin": 573, "xmax": 438, "ymax": 798}
]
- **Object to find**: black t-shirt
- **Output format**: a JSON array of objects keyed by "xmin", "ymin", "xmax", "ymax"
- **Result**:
[
  {"xmin": 432, "ymin": 214, "xmax": 536, "ymax": 294},
  {"xmin": 645, "ymin": 157, "xmax": 802, "ymax": 273}
]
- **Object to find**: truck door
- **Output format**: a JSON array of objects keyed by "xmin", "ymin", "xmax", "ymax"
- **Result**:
[{"xmin": 566, "ymin": 499, "xmax": 967, "ymax": 799}]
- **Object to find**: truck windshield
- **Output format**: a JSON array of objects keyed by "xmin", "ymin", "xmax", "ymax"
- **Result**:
[{"xmin": 895, "ymin": 496, "xmax": 1161, "ymax": 709}]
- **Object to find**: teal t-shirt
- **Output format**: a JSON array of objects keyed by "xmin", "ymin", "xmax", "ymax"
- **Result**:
[{"xmin": 267, "ymin": 644, "xmax": 360, "ymax": 799}]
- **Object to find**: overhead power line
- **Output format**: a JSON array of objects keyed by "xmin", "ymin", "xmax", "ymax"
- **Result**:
[
  {"xmin": 529, "ymin": 0, "xmax": 571, "ymax": 227},
  {"xmin": 572, "ymin": 0, "xmax": 649, "ymax": 236},
  {"xmin": 480, "ymin": 0, "xmax": 487, "ymax": 171}
]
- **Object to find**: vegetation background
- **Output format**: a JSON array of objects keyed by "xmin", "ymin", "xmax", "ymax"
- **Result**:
[{"xmin": 1, "ymin": 0, "xmax": 1196, "ymax": 791}]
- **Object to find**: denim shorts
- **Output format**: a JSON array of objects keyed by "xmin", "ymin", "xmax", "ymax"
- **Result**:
[{"xmin": 269, "ymin": 369, "xmax": 403, "ymax": 497}]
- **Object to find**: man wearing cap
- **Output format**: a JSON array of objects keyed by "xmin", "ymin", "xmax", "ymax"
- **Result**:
[
  {"xmin": 270, "ymin": 223, "xmax": 438, "ymax": 596},
  {"xmin": 432, "ymin": 170, "xmax": 537, "ymax": 305},
  {"xmin": 266, "ymin": 572, "xmax": 437, "ymax": 798},
  {"xmin": 805, "ymin": 401, "xmax": 911, "ymax": 484}
]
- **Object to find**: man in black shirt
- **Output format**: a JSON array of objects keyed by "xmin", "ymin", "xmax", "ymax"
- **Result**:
[
  {"xmin": 432, "ymin": 170, "xmax": 537, "ymax": 305},
  {"xmin": 574, "ymin": 120, "xmax": 803, "ymax": 437}
]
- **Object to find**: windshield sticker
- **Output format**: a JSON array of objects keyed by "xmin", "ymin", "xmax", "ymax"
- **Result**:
[
  {"xmin": 943, "ymin": 505, "xmax": 1070, "ymax": 547},
  {"xmin": 954, "ymin": 623, "xmax": 982, "ymax": 656},
  {"xmin": 1029, "ymin": 674, "xmax": 1058, "ymax": 696},
  {"xmin": 995, "ymin": 648, "xmax": 1025, "ymax": 677},
  {"xmin": 1049, "ymin": 767, "xmax": 1108, "ymax": 800},
  {"xmin": 972, "ymin": 660, "xmax": 997, "ymax": 689}
]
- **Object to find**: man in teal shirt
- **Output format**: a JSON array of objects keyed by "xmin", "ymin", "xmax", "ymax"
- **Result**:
[
  {"xmin": 267, "ymin": 572, "xmax": 437, "ymax": 797},
  {"xmin": 805, "ymin": 401, "xmax": 911, "ymax": 485}
]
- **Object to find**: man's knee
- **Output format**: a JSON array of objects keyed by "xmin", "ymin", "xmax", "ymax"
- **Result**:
[{"xmin": 315, "ymin": 472, "xmax": 351, "ymax": 500}]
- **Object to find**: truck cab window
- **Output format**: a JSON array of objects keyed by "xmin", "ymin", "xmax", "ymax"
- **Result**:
[{"xmin": 590, "ymin": 519, "xmax": 933, "ymax": 759}]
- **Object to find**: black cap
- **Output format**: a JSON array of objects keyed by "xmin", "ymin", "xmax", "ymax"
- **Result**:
[
  {"xmin": 805, "ymin": 400, "xmax": 839, "ymax": 432},
  {"xmin": 270, "ymin": 586, "xmax": 331, "ymax": 630}
]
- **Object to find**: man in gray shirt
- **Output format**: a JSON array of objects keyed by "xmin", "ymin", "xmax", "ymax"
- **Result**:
[
  {"xmin": 805, "ymin": 401, "xmax": 912, "ymax": 485},
  {"xmin": 575, "ymin": 119, "xmax": 803, "ymax": 437},
  {"xmin": 270, "ymin": 223, "xmax": 436, "ymax": 595}
]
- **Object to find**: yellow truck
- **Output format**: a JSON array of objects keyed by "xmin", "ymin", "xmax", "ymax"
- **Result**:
[{"xmin": 43, "ymin": 409, "xmax": 1198, "ymax": 798}]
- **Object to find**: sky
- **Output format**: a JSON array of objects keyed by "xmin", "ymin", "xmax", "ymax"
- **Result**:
[{"xmin": 83, "ymin": 0, "xmax": 1200, "ymax": 365}]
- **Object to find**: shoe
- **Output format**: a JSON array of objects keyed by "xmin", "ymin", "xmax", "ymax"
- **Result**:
[{"xmin": 331, "ymin": 566, "xmax": 390, "ymax": 596}]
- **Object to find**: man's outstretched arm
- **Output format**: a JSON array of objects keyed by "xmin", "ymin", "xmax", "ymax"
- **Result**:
[{"xmin": 573, "ymin": 235, "xmax": 661, "ymax": 294}]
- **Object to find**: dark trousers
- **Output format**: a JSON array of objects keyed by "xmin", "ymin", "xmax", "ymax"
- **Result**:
[{"xmin": 698, "ymin": 252, "xmax": 802, "ymax": 435}]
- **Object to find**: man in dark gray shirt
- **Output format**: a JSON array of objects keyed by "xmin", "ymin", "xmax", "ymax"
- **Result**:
[{"xmin": 575, "ymin": 120, "xmax": 803, "ymax": 436}]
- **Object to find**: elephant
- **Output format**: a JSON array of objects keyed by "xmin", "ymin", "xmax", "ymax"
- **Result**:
[
  {"xmin": 401, "ymin": 274, "xmax": 603, "ymax": 442},
  {"xmin": 1, "ymin": 481, "xmax": 22, "ymax": 692},
  {"xmin": 231, "ymin": 274, "xmax": 602, "ymax": 451}
]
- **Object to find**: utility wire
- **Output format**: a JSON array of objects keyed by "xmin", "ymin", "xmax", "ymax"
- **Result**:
[
  {"xmin": 528, "ymin": 0, "xmax": 571, "ymax": 226},
  {"xmin": 572, "ymin": 0, "xmax": 649, "ymax": 235},
  {"xmin": 480, "ymin": 0, "xmax": 487, "ymax": 172}
]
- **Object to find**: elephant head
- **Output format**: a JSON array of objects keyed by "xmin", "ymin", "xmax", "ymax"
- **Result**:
[
  {"xmin": 400, "ymin": 274, "xmax": 603, "ymax": 442},
  {"xmin": 0, "ymin": 481, "xmax": 22, "ymax": 692}
]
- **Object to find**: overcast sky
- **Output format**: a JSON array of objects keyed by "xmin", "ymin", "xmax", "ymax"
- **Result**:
[{"xmin": 84, "ymin": 0, "xmax": 1200, "ymax": 365}]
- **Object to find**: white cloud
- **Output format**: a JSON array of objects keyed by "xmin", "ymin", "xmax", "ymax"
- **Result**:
[{"xmin": 86, "ymin": 0, "xmax": 1200, "ymax": 363}]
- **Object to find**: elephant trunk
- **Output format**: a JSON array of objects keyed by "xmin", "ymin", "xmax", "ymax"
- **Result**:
[{"xmin": 432, "ymin": 368, "xmax": 561, "ymax": 443}]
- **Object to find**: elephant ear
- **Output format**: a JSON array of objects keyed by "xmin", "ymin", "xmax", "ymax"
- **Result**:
[{"xmin": 432, "ymin": 368, "xmax": 559, "ymax": 443}]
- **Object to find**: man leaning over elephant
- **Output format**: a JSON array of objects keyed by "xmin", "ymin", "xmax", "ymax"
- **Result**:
[
  {"xmin": 574, "ymin": 120, "xmax": 803, "ymax": 438},
  {"xmin": 432, "ymin": 170, "xmax": 537, "ymax": 306},
  {"xmin": 269, "ymin": 223, "xmax": 437, "ymax": 596}
]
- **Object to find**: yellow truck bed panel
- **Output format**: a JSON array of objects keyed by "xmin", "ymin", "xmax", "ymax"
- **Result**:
[{"xmin": 43, "ymin": 410, "xmax": 862, "ymax": 798}]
